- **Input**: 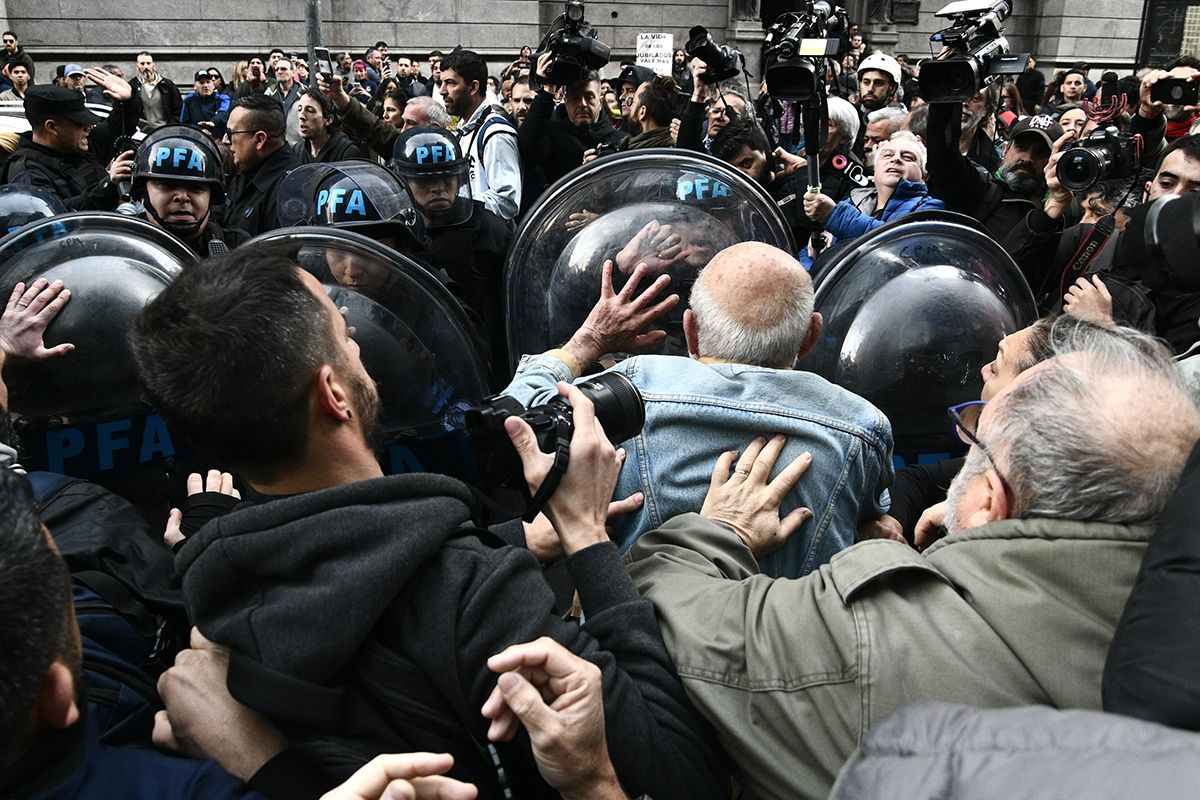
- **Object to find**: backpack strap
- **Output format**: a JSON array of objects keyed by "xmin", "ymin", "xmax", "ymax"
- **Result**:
[{"xmin": 73, "ymin": 570, "xmax": 160, "ymax": 638}]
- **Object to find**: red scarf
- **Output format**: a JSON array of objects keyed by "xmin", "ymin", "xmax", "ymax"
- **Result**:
[{"xmin": 1166, "ymin": 114, "xmax": 1196, "ymax": 141}]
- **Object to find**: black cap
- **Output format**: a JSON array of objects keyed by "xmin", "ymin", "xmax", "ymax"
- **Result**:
[
  {"xmin": 617, "ymin": 64, "xmax": 656, "ymax": 89},
  {"xmin": 194, "ymin": 69, "xmax": 213, "ymax": 81},
  {"xmin": 23, "ymin": 84, "xmax": 103, "ymax": 125}
]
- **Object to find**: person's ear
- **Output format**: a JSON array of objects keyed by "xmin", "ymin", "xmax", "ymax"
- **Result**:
[
  {"xmin": 796, "ymin": 311, "xmax": 823, "ymax": 360},
  {"xmin": 314, "ymin": 363, "xmax": 354, "ymax": 424},
  {"xmin": 963, "ymin": 467, "xmax": 1011, "ymax": 529},
  {"xmin": 683, "ymin": 308, "xmax": 700, "ymax": 359},
  {"xmin": 37, "ymin": 660, "xmax": 80, "ymax": 731}
]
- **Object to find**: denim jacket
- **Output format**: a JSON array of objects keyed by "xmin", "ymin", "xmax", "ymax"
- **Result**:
[{"xmin": 503, "ymin": 353, "xmax": 894, "ymax": 577}]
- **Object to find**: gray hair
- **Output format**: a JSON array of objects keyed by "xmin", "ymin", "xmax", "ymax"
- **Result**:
[
  {"xmin": 406, "ymin": 96, "xmax": 448, "ymax": 128},
  {"xmin": 689, "ymin": 263, "xmax": 815, "ymax": 369},
  {"xmin": 867, "ymin": 105, "xmax": 907, "ymax": 129},
  {"xmin": 987, "ymin": 318, "xmax": 1200, "ymax": 525},
  {"xmin": 884, "ymin": 130, "xmax": 928, "ymax": 170},
  {"xmin": 826, "ymin": 96, "xmax": 861, "ymax": 148}
]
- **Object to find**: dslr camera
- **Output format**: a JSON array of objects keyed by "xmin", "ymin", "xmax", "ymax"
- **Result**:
[
  {"xmin": 465, "ymin": 372, "xmax": 644, "ymax": 517},
  {"xmin": 537, "ymin": 0, "xmax": 610, "ymax": 87},
  {"xmin": 685, "ymin": 26, "xmax": 745, "ymax": 85},
  {"xmin": 762, "ymin": 2, "xmax": 847, "ymax": 102},
  {"xmin": 1056, "ymin": 126, "xmax": 1141, "ymax": 192},
  {"xmin": 919, "ymin": 0, "xmax": 1027, "ymax": 103}
]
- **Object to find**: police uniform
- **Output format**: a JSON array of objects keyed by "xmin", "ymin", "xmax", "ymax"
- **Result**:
[
  {"xmin": 2, "ymin": 85, "xmax": 142, "ymax": 211},
  {"xmin": 220, "ymin": 144, "xmax": 300, "ymax": 238}
]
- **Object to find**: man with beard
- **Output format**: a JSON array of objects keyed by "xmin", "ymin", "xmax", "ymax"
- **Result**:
[
  {"xmin": 392, "ymin": 126, "xmax": 511, "ymax": 379},
  {"xmin": 130, "ymin": 244, "xmax": 728, "ymax": 800},
  {"xmin": 439, "ymin": 48, "xmax": 521, "ymax": 222},
  {"xmin": 927, "ymin": 106, "xmax": 1062, "ymax": 242},
  {"xmin": 612, "ymin": 75, "xmax": 677, "ymax": 152},
  {"xmin": 854, "ymin": 53, "xmax": 902, "ymax": 155},
  {"xmin": 519, "ymin": 54, "xmax": 626, "ymax": 199},
  {"xmin": 131, "ymin": 125, "xmax": 247, "ymax": 254},
  {"xmin": 508, "ymin": 76, "xmax": 536, "ymax": 127},
  {"xmin": 625, "ymin": 317, "xmax": 1200, "ymax": 800},
  {"xmin": 392, "ymin": 55, "xmax": 429, "ymax": 98},
  {"xmin": 130, "ymin": 52, "xmax": 183, "ymax": 127}
]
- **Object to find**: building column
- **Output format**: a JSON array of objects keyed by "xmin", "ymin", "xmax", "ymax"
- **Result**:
[{"xmin": 727, "ymin": 0, "xmax": 764, "ymax": 84}]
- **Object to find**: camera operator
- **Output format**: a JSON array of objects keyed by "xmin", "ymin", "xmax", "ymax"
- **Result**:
[
  {"xmin": 519, "ymin": 52, "xmax": 626, "ymax": 197},
  {"xmin": 1132, "ymin": 60, "xmax": 1200, "ymax": 165},
  {"xmin": 676, "ymin": 57, "xmax": 750, "ymax": 153},
  {"xmin": 927, "ymin": 101, "xmax": 1062, "ymax": 242}
]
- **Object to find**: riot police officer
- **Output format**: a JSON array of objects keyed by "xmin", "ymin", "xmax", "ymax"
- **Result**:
[
  {"xmin": 391, "ymin": 126, "xmax": 511, "ymax": 379},
  {"xmin": 131, "ymin": 124, "xmax": 247, "ymax": 254}
]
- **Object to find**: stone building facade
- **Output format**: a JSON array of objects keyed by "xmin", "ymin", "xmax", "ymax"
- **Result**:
[{"xmin": 0, "ymin": 0, "xmax": 1195, "ymax": 88}]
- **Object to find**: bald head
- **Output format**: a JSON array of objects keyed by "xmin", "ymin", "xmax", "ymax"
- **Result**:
[{"xmin": 687, "ymin": 242, "xmax": 819, "ymax": 369}]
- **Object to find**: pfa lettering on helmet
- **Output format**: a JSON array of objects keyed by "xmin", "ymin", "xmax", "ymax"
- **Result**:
[
  {"xmin": 316, "ymin": 188, "xmax": 368, "ymax": 217},
  {"xmin": 413, "ymin": 143, "xmax": 454, "ymax": 165},
  {"xmin": 675, "ymin": 174, "xmax": 733, "ymax": 202},
  {"xmin": 152, "ymin": 146, "xmax": 207, "ymax": 174}
]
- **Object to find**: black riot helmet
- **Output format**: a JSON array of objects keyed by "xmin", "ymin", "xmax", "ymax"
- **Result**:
[
  {"xmin": 276, "ymin": 161, "xmax": 430, "ymax": 253},
  {"xmin": 132, "ymin": 124, "xmax": 226, "ymax": 240},
  {"xmin": 390, "ymin": 126, "xmax": 474, "ymax": 226},
  {"xmin": 0, "ymin": 185, "xmax": 67, "ymax": 236}
]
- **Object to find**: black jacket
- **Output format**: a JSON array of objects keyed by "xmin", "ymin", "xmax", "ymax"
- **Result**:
[
  {"xmin": 219, "ymin": 144, "xmax": 300, "ymax": 238},
  {"xmin": 1, "ymin": 93, "xmax": 141, "ymax": 210},
  {"xmin": 927, "ymin": 102, "xmax": 1036, "ymax": 242},
  {"xmin": 1015, "ymin": 68, "xmax": 1045, "ymax": 113},
  {"xmin": 518, "ymin": 90, "xmax": 627, "ymax": 196},
  {"xmin": 129, "ymin": 75, "xmax": 184, "ymax": 126},
  {"xmin": 1104, "ymin": 441, "xmax": 1200, "ymax": 729},
  {"xmin": 177, "ymin": 474, "xmax": 728, "ymax": 800},
  {"xmin": 295, "ymin": 131, "xmax": 365, "ymax": 164},
  {"xmin": 1, "ymin": 46, "xmax": 35, "ymax": 81}
]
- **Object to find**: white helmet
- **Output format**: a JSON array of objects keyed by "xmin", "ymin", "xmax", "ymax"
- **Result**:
[{"xmin": 857, "ymin": 52, "xmax": 902, "ymax": 86}]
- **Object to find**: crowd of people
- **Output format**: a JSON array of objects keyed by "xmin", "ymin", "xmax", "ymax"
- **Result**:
[{"xmin": 4, "ymin": 13, "xmax": 1200, "ymax": 800}]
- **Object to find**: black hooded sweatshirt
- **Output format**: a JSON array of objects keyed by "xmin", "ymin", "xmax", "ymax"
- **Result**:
[{"xmin": 176, "ymin": 472, "xmax": 728, "ymax": 800}]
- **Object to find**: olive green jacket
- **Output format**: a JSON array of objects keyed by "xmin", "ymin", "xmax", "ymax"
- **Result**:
[{"xmin": 626, "ymin": 513, "xmax": 1153, "ymax": 800}]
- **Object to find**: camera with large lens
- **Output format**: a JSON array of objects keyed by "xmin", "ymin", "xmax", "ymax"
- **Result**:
[
  {"xmin": 536, "ymin": 0, "xmax": 610, "ymax": 87},
  {"xmin": 763, "ymin": 2, "xmax": 846, "ymax": 102},
  {"xmin": 685, "ymin": 26, "xmax": 745, "ymax": 85},
  {"xmin": 919, "ymin": 0, "xmax": 1027, "ymax": 103},
  {"xmin": 465, "ymin": 372, "xmax": 645, "ymax": 514},
  {"xmin": 1056, "ymin": 126, "xmax": 1141, "ymax": 192}
]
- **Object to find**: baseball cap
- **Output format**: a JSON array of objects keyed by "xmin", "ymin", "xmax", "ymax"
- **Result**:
[
  {"xmin": 24, "ymin": 84, "xmax": 104, "ymax": 125},
  {"xmin": 194, "ymin": 69, "xmax": 213, "ymax": 81},
  {"xmin": 64, "ymin": 64, "xmax": 85, "ymax": 77},
  {"xmin": 616, "ymin": 64, "xmax": 655, "ymax": 89},
  {"xmin": 1009, "ymin": 114, "xmax": 1065, "ymax": 148}
]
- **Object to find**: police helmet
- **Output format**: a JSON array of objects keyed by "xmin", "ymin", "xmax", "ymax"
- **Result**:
[
  {"xmin": 0, "ymin": 185, "xmax": 67, "ymax": 237},
  {"xmin": 390, "ymin": 126, "xmax": 473, "ymax": 226},
  {"xmin": 275, "ymin": 161, "xmax": 430, "ymax": 253},
  {"xmin": 131, "ymin": 124, "xmax": 226, "ymax": 204}
]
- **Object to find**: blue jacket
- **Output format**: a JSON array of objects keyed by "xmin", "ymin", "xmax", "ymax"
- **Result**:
[
  {"xmin": 824, "ymin": 179, "xmax": 945, "ymax": 242},
  {"xmin": 503, "ymin": 353, "xmax": 894, "ymax": 578},
  {"xmin": 179, "ymin": 91, "xmax": 231, "ymax": 126}
]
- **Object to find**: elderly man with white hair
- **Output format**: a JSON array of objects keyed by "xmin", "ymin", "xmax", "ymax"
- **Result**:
[
  {"xmin": 502, "ymin": 242, "xmax": 894, "ymax": 579},
  {"xmin": 803, "ymin": 130, "xmax": 944, "ymax": 245},
  {"xmin": 625, "ymin": 317, "xmax": 1200, "ymax": 800}
]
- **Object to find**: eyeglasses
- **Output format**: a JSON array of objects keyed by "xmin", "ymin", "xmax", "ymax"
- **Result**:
[
  {"xmin": 223, "ymin": 129, "xmax": 257, "ymax": 140},
  {"xmin": 947, "ymin": 401, "xmax": 1012, "ymax": 498}
]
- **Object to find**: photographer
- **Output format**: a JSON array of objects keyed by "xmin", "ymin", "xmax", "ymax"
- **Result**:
[
  {"xmin": 1131, "ymin": 61, "xmax": 1200, "ymax": 165},
  {"xmin": 676, "ymin": 57, "xmax": 750, "ymax": 153},
  {"xmin": 926, "ymin": 103, "xmax": 1061, "ymax": 242},
  {"xmin": 519, "ymin": 52, "xmax": 626, "ymax": 197}
]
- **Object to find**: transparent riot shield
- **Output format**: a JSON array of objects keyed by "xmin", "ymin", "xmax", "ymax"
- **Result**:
[
  {"xmin": 245, "ymin": 227, "xmax": 490, "ymax": 480},
  {"xmin": 506, "ymin": 148, "xmax": 796, "ymax": 368},
  {"xmin": 799, "ymin": 211, "xmax": 1038, "ymax": 461}
]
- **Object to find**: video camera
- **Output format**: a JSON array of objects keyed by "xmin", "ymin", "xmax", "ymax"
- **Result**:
[
  {"xmin": 1056, "ymin": 126, "xmax": 1141, "ymax": 192},
  {"xmin": 919, "ymin": 0, "xmax": 1028, "ymax": 103},
  {"xmin": 535, "ymin": 0, "xmax": 610, "ymax": 87},
  {"xmin": 1121, "ymin": 192, "xmax": 1200, "ymax": 294},
  {"xmin": 762, "ymin": 2, "xmax": 847, "ymax": 102},
  {"xmin": 465, "ymin": 371, "xmax": 644, "ymax": 519},
  {"xmin": 685, "ymin": 26, "xmax": 745, "ymax": 85}
]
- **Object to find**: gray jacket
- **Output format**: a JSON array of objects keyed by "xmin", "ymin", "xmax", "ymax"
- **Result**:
[
  {"xmin": 830, "ymin": 701, "xmax": 1200, "ymax": 799},
  {"xmin": 626, "ymin": 513, "xmax": 1153, "ymax": 800}
]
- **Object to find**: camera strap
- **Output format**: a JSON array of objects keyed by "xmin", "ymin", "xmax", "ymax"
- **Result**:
[
  {"xmin": 522, "ymin": 417, "xmax": 573, "ymax": 523},
  {"xmin": 1055, "ymin": 213, "xmax": 1116, "ymax": 305}
]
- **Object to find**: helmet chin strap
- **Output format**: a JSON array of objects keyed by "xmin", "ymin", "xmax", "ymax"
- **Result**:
[{"xmin": 143, "ymin": 198, "xmax": 207, "ymax": 242}]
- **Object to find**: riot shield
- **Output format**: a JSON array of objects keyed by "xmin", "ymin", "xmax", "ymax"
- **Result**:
[
  {"xmin": 799, "ymin": 211, "xmax": 1038, "ymax": 461},
  {"xmin": 244, "ymin": 228, "xmax": 490, "ymax": 480},
  {"xmin": 506, "ymin": 148, "xmax": 796, "ymax": 368},
  {"xmin": 0, "ymin": 212, "xmax": 194, "ymax": 484}
]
